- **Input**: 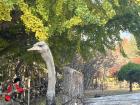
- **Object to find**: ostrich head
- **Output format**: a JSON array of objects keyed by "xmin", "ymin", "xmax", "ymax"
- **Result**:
[{"xmin": 27, "ymin": 41, "xmax": 50, "ymax": 54}]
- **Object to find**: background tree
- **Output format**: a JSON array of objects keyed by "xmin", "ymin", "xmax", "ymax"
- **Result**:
[
  {"xmin": 68, "ymin": 51, "xmax": 116, "ymax": 89},
  {"xmin": 117, "ymin": 62, "xmax": 140, "ymax": 92}
]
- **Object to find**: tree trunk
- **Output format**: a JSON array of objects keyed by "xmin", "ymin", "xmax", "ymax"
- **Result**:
[{"xmin": 129, "ymin": 81, "xmax": 133, "ymax": 92}]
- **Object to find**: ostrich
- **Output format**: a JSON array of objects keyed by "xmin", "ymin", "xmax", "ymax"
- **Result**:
[{"xmin": 27, "ymin": 41, "xmax": 56, "ymax": 105}]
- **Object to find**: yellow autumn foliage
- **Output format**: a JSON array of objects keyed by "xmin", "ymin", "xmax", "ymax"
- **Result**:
[
  {"xmin": 0, "ymin": 1, "xmax": 12, "ymax": 21},
  {"xmin": 63, "ymin": 16, "xmax": 82, "ymax": 28},
  {"xmin": 18, "ymin": 0, "xmax": 48, "ymax": 41}
]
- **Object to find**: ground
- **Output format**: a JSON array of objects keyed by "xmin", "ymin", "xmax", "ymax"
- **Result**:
[
  {"xmin": 84, "ymin": 89, "xmax": 140, "ymax": 105},
  {"xmin": 1, "ymin": 89, "xmax": 140, "ymax": 105},
  {"xmin": 84, "ymin": 92, "xmax": 140, "ymax": 105},
  {"xmin": 84, "ymin": 89, "xmax": 140, "ymax": 98}
]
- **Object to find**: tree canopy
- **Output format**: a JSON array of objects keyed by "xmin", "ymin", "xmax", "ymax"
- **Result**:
[{"xmin": 0, "ymin": 0, "xmax": 140, "ymax": 66}]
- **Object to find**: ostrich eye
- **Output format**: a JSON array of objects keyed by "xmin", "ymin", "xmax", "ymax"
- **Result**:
[{"xmin": 38, "ymin": 44, "xmax": 43, "ymax": 47}]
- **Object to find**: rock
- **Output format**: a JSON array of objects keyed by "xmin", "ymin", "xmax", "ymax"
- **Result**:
[{"xmin": 62, "ymin": 67, "xmax": 84, "ymax": 105}]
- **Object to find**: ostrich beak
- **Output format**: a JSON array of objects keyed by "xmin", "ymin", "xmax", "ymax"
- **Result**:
[
  {"xmin": 27, "ymin": 47, "xmax": 34, "ymax": 51},
  {"xmin": 27, "ymin": 46, "xmax": 40, "ymax": 51}
]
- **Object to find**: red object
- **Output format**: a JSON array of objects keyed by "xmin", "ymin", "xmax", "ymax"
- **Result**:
[
  {"xmin": 4, "ymin": 83, "xmax": 24, "ymax": 102},
  {"xmin": 5, "ymin": 84, "xmax": 12, "ymax": 101},
  {"xmin": 5, "ymin": 95, "xmax": 11, "ymax": 101},
  {"xmin": 14, "ymin": 83, "xmax": 24, "ymax": 93},
  {"xmin": 7, "ymin": 84, "xmax": 12, "ymax": 93}
]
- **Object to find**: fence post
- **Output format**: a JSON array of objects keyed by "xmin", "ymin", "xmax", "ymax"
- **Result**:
[
  {"xmin": 28, "ymin": 76, "xmax": 31, "ymax": 105},
  {"xmin": 63, "ymin": 67, "xmax": 84, "ymax": 105}
]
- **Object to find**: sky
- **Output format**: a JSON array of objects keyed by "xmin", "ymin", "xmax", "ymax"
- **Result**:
[{"xmin": 120, "ymin": 30, "xmax": 132, "ymax": 40}]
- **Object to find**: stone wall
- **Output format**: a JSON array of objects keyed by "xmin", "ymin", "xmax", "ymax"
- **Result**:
[{"xmin": 62, "ymin": 67, "xmax": 84, "ymax": 105}]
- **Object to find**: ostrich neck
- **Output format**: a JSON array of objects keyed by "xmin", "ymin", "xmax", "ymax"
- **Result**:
[
  {"xmin": 41, "ymin": 50, "xmax": 56, "ymax": 78},
  {"xmin": 41, "ymin": 49, "xmax": 56, "ymax": 97}
]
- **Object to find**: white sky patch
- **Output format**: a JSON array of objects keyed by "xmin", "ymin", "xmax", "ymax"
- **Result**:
[
  {"xmin": 81, "ymin": 33, "xmax": 88, "ymax": 41},
  {"xmin": 81, "ymin": 30, "xmax": 133, "ymax": 42},
  {"xmin": 120, "ymin": 30, "xmax": 132, "ymax": 40},
  {"xmin": 91, "ymin": 0, "xmax": 103, "ymax": 4}
]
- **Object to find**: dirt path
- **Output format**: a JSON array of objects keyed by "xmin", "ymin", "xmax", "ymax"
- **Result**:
[{"xmin": 84, "ymin": 92, "xmax": 140, "ymax": 105}]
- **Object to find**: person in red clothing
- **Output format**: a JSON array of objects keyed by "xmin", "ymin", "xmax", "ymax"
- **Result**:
[
  {"xmin": 13, "ymin": 77, "xmax": 24, "ymax": 93},
  {"xmin": 5, "ymin": 77, "xmax": 24, "ymax": 102},
  {"xmin": 13, "ymin": 77, "xmax": 24, "ymax": 100}
]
